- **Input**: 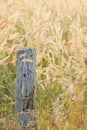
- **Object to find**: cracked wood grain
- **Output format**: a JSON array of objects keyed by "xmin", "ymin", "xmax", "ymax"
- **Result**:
[{"xmin": 14, "ymin": 48, "xmax": 36, "ymax": 129}]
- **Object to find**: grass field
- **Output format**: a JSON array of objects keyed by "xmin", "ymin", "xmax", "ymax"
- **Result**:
[{"xmin": 0, "ymin": 0, "xmax": 87, "ymax": 129}]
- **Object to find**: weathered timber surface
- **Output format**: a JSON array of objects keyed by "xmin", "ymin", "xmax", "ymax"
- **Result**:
[{"xmin": 14, "ymin": 48, "xmax": 36, "ymax": 129}]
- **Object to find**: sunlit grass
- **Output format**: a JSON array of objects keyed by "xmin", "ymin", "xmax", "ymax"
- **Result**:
[{"xmin": 0, "ymin": 0, "xmax": 87, "ymax": 129}]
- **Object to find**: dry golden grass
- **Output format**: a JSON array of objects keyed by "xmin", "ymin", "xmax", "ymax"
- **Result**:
[{"xmin": 0, "ymin": 0, "xmax": 87, "ymax": 130}]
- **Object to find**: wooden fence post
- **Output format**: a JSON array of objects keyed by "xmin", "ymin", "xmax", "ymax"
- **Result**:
[{"xmin": 14, "ymin": 48, "xmax": 36, "ymax": 130}]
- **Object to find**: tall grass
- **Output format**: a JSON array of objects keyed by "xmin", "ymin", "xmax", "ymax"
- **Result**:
[{"xmin": 0, "ymin": 0, "xmax": 87, "ymax": 129}]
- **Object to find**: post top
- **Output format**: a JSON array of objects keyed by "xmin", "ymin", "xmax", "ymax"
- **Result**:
[{"xmin": 16, "ymin": 47, "xmax": 36, "ymax": 58}]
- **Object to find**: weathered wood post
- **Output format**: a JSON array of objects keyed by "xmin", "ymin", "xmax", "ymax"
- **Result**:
[{"xmin": 14, "ymin": 48, "xmax": 36, "ymax": 130}]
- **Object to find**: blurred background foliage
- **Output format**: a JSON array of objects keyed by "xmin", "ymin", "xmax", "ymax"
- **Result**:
[{"xmin": 0, "ymin": 0, "xmax": 87, "ymax": 129}]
